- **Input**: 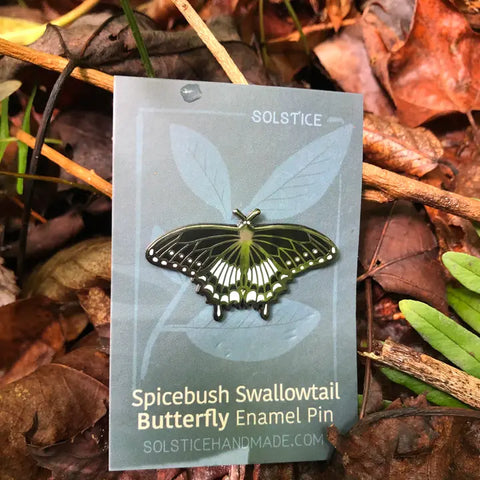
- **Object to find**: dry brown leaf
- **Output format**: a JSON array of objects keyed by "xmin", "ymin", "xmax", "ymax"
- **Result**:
[
  {"xmin": 363, "ymin": 113, "xmax": 443, "ymax": 177},
  {"xmin": 387, "ymin": 0, "xmax": 480, "ymax": 126},
  {"xmin": 314, "ymin": 25, "xmax": 394, "ymax": 116},
  {"xmin": 0, "ymin": 297, "xmax": 64, "ymax": 387},
  {"xmin": 0, "ymin": 359, "xmax": 108, "ymax": 479},
  {"xmin": 326, "ymin": 0, "xmax": 352, "ymax": 31},
  {"xmin": 329, "ymin": 403, "xmax": 480, "ymax": 480},
  {"xmin": 359, "ymin": 201, "xmax": 447, "ymax": 312},
  {"xmin": 0, "ymin": 257, "xmax": 19, "ymax": 306},
  {"xmin": 78, "ymin": 287, "xmax": 111, "ymax": 339},
  {"xmin": 24, "ymin": 237, "xmax": 111, "ymax": 302}
]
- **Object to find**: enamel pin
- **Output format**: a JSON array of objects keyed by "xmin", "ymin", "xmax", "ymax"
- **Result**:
[{"xmin": 146, "ymin": 209, "xmax": 338, "ymax": 321}]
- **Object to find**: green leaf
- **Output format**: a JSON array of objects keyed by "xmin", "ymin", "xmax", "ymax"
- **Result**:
[
  {"xmin": 0, "ymin": 97, "xmax": 9, "ymax": 163},
  {"xmin": 17, "ymin": 84, "xmax": 36, "ymax": 194},
  {"xmin": 399, "ymin": 299, "xmax": 480, "ymax": 377},
  {"xmin": 443, "ymin": 251, "xmax": 480, "ymax": 294},
  {"xmin": 0, "ymin": 80, "xmax": 21, "ymax": 102},
  {"xmin": 380, "ymin": 367, "xmax": 467, "ymax": 408},
  {"xmin": 447, "ymin": 285, "xmax": 480, "ymax": 335}
]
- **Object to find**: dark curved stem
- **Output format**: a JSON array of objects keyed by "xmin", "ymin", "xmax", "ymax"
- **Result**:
[{"xmin": 16, "ymin": 59, "xmax": 78, "ymax": 279}]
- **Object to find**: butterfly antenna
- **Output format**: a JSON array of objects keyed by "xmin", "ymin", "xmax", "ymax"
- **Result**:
[
  {"xmin": 233, "ymin": 209, "xmax": 247, "ymax": 221},
  {"xmin": 247, "ymin": 209, "xmax": 261, "ymax": 222}
]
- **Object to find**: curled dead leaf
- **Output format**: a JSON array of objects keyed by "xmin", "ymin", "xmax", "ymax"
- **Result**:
[
  {"xmin": 24, "ymin": 237, "xmax": 111, "ymax": 302},
  {"xmin": 363, "ymin": 113, "xmax": 443, "ymax": 177}
]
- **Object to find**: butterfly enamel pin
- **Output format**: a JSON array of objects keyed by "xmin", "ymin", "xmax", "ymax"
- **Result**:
[{"xmin": 146, "ymin": 208, "xmax": 338, "ymax": 321}]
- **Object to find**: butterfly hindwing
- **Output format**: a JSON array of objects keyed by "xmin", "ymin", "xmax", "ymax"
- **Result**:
[{"xmin": 146, "ymin": 213, "xmax": 338, "ymax": 320}]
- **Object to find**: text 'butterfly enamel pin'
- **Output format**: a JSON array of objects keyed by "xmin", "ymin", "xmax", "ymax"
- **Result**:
[{"xmin": 146, "ymin": 208, "xmax": 338, "ymax": 321}]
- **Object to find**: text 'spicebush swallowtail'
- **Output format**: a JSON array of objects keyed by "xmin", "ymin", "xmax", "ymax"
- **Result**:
[{"xmin": 146, "ymin": 209, "xmax": 338, "ymax": 321}]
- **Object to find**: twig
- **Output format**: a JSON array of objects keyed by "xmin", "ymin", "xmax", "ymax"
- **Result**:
[
  {"xmin": 363, "ymin": 163, "xmax": 480, "ymax": 222},
  {"xmin": 0, "ymin": 169, "xmax": 100, "ymax": 193},
  {"xmin": 0, "ymin": 38, "xmax": 113, "ymax": 92},
  {"xmin": 2, "ymin": 39, "xmax": 480, "ymax": 222},
  {"xmin": 14, "ymin": 128, "xmax": 112, "ymax": 198},
  {"xmin": 10, "ymin": 197, "xmax": 47, "ymax": 224},
  {"xmin": 360, "ymin": 339, "xmax": 480, "ymax": 409},
  {"xmin": 362, "ymin": 188, "xmax": 393, "ymax": 203},
  {"xmin": 268, "ymin": 18, "xmax": 358, "ymax": 44},
  {"xmin": 169, "ymin": 0, "xmax": 248, "ymax": 84}
]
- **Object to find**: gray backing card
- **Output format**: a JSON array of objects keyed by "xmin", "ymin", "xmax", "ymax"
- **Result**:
[{"xmin": 110, "ymin": 77, "xmax": 363, "ymax": 470}]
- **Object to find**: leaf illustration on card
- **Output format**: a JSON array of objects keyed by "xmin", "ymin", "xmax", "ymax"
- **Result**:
[
  {"xmin": 170, "ymin": 124, "xmax": 232, "ymax": 220},
  {"xmin": 246, "ymin": 124, "xmax": 353, "ymax": 219},
  {"xmin": 166, "ymin": 299, "xmax": 320, "ymax": 362}
]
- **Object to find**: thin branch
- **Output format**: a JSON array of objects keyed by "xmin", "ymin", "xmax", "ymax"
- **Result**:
[
  {"xmin": 169, "ymin": 0, "xmax": 248, "ymax": 84},
  {"xmin": 0, "ymin": 38, "xmax": 113, "ymax": 92},
  {"xmin": 268, "ymin": 18, "xmax": 358, "ymax": 44},
  {"xmin": 0, "ymin": 170, "xmax": 100, "ymax": 193},
  {"xmin": 363, "ymin": 162, "xmax": 480, "ymax": 222},
  {"xmin": 1, "ymin": 39, "xmax": 479, "ymax": 223},
  {"xmin": 9, "ymin": 197, "xmax": 47, "ymax": 224},
  {"xmin": 14, "ymin": 128, "xmax": 112, "ymax": 198},
  {"xmin": 360, "ymin": 339, "xmax": 480, "ymax": 409}
]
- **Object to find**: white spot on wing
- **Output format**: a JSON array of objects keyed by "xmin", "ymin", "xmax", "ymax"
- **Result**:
[
  {"xmin": 273, "ymin": 282, "xmax": 282, "ymax": 291},
  {"xmin": 246, "ymin": 291, "xmax": 256, "ymax": 302},
  {"xmin": 152, "ymin": 257, "xmax": 158, "ymax": 263},
  {"xmin": 230, "ymin": 291, "xmax": 240, "ymax": 303},
  {"xmin": 161, "ymin": 260, "xmax": 167, "ymax": 266},
  {"xmin": 149, "ymin": 249, "xmax": 154, "ymax": 256},
  {"xmin": 204, "ymin": 284, "xmax": 214, "ymax": 293}
]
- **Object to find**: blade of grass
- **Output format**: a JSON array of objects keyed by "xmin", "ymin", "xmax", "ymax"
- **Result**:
[
  {"xmin": 380, "ymin": 367, "xmax": 467, "ymax": 408},
  {"xmin": 0, "ymin": 97, "xmax": 9, "ymax": 162},
  {"xmin": 17, "ymin": 84, "xmax": 36, "ymax": 194},
  {"xmin": 283, "ymin": 0, "xmax": 309, "ymax": 55},
  {"xmin": 119, "ymin": 0, "xmax": 155, "ymax": 78},
  {"xmin": 399, "ymin": 299, "xmax": 480, "ymax": 377}
]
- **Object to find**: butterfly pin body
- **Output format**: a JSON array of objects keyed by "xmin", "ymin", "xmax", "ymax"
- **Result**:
[{"xmin": 146, "ymin": 209, "xmax": 338, "ymax": 321}]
